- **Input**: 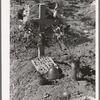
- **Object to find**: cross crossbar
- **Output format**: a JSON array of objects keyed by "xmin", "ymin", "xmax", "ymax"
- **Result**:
[
  {"xmin": 32, "ymin": 3, "xmax": 54, "ymax": 57},
  {"xmin": 34, "ymin": 3, "xmax": 53, "ymax": 32}
]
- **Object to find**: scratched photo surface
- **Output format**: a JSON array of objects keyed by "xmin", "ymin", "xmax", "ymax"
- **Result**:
[{"xmin": 10, "ymin": 0, "xmax": 96, "ymax": 100}]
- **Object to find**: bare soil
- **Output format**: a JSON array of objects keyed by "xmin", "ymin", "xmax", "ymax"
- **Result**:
[{"xmin": 10, "ymin": 0, "xmax": 95, "ymax": 100}]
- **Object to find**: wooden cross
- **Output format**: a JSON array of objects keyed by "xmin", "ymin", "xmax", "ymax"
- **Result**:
[{"xmin": 34, "ymin": 3, "xmax": 53, "ymax": 58}]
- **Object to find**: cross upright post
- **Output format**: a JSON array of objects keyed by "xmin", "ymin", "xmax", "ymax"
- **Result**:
[{"xmin": 36, "ymin": 3, "xmax": 53, "ymax": 58}]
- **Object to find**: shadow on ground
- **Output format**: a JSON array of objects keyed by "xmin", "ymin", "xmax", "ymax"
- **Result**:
[{"xmin": 63, "ymin": 30, "xmax": 93, "ymax": 47}]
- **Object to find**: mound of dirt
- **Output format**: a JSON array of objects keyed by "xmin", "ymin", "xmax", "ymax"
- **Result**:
[
  {"xmin": 77, "ymin": 1, "xmax": 95, "ymax": 26},
  {"xmin": 10, "ymin": 0, "xmax": 96, "ymax": 100}
]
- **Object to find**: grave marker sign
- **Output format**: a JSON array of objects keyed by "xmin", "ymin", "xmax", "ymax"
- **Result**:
[{"xmin": 31, "ymin": 56, "xmax": 58, "ymax": 74}]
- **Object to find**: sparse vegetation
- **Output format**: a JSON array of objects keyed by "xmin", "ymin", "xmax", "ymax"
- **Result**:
[{"xmin": 10, "ymin": 0, "xmax": 96, "ymax": 100}]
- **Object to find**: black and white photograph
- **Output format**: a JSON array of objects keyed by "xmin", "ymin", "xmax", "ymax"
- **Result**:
[{"xmin": 2, "ymin": 0, "xmax": 99, "ymax": 100}]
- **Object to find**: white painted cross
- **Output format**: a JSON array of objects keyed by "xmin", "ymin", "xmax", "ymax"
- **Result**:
[
  {"xmin": 33, "ymin": 3, "xmax": 53, "ymax": 58},
  {"xmin": 31, "ymin": 4, "xmax": 59, "ymax": 74},
  {"xmin": 38, "ymin": 3, "xmax": 53, "ymax": 31}
]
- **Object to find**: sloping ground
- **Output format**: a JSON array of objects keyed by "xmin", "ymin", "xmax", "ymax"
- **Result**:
[
  {"xmin": 10, "ymin": 0, "xmax": 96, "ymax": 100},
  {"xmin": 76, "ymin": 1, "xmax": 95, "ymax": 27}
]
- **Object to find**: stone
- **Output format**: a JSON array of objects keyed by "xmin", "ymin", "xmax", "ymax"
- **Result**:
[
  {"xmin": 23, "ymin": 5, "xmax": 30, "ymax": 24},
  {"xmin": 48, "ymin": 66, "xmax": 59, "ymax": 80},
  {"xmin": 83, "ymin": 30, "xmax": 89, "ymax": 34},
  {"xmin": 43, "ymin": 93, "xmax": 50, "ymax": 98}
]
